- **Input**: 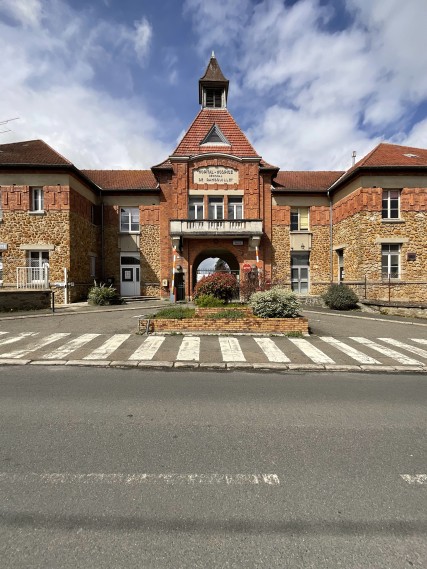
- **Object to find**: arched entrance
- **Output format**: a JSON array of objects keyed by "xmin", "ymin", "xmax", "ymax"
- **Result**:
[{"xmin": 192, "ymin": 248, "xmax": 240, "ymax": 297}]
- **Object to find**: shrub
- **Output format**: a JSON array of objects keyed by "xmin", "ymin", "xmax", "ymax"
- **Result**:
[
  {"xmin": 249, "ymin": 287, "xmax": 300, "ymax": 318},
  {"xmin": 205, "ymin": 309, "xmax": 246, "ymax": 320},
  {"xmin": 194, "ymin": 294, "xmax": 226, "ymax": 307},
  {"xmin": 322, "ymin": 284, "xmax": 359, "ymax": 310},
  {"xmin": 87, "ymin": 282, "xmax": 123, "ymax": 305},
  {"xmin": 153, "ymin": 307, "xmax": 195, "ymax": 319},
  {"xmin": 193, "ymin": 272, "xmax": 239, "ymax": 303}
]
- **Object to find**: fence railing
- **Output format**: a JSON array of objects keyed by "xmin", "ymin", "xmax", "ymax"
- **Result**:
[{"xmin": 16, "ymin": 265, "xmax": 50, "ymax": 289}]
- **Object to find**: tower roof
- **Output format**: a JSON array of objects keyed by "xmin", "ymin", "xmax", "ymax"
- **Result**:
[{"xmin": 199, "ymin": 52, "xmax": 229, "ymax": 105}]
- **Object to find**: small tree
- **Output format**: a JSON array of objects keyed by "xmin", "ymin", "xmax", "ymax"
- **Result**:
[
  {"xmin": 193, "ymin": 272, "xmax": 238, "ymax": 303},
  {"xmin": 249, "ymin": 287, "xmax": 300, "ymax": 318},
  {"xmin": 322, "ymin": 283, "xmax": 359, "ymax": 310}
]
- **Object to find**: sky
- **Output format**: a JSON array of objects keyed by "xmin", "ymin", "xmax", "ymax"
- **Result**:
[{"xmin": 1, "ymin": 0, "xmax": 427, "ymax": 172}]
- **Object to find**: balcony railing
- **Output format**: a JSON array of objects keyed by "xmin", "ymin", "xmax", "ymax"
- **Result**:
[
  {"xmin": 170, "ymin": 219, "xmax": 263, "ymax": 237},
  {"xmin": 16, "ymin": 265, "xmax": 49, "ymax": 289}
]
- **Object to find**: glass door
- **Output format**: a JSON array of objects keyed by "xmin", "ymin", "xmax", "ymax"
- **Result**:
[{"xmin": 291, "ymin": 252, "xmax": 310, "ymax": 294}]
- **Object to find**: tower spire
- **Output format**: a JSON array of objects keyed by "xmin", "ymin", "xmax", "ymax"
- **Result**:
[{"xmin": 199, "ymin": 54, "xmax": 229, "ymax": 108}]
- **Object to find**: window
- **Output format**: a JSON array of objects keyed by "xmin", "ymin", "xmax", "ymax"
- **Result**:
[
  {"xmin": 28, "ymin": 251, "xmax": 49, "ymax": 283},
  {"xmin": 189, "ymin": 198, "xmax": 204, "ymax": 220},
  {"xmin": 381, "ymin": 244, "xmax": 400, "ymax": 279},
  {"xmin": 205, "ymin": 88, "xmax": 223, "ymax": 108},
  {"xmin": 290, "ymin": 207, "xmax": 309, "ymax": 231},
  {"xmin": 31, "ymin": 187, "xmax": 44, "ymax": 212},
  {"xmin": 0, "ymin": 252, "xmax": 3, "ymax": 284},
  {"xmin": 382, "ymin": 189, "xmax": 400, "ymax": 219},
  {"xmin": 120, "ymin": 207, "xmax": 139, "ymax": 233},
  {"xmin": 89, "ymin": 255, "xmax": 96, "ymax": 278},
  {"xmin": 228, "ymin": 197, "xmax": 243, "ymax": 220},
  {"xmin": 208, "ymin": 197, "xmax": 224, "ymax": 220}
]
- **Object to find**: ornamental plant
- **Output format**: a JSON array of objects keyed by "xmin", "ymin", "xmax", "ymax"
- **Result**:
[
  {"xmin": 322, "ymin": 283, "xmax": 359, "ymax": 310},
  {"xmin": 193, "ymin": 272, "xmax": 239, "ymax": 303},
  {"xmin": 194, "ymin": 294, "xmax": 226, "ymax": 307},
  {"xmin": 87, "ymin": 282, "xmax": 123, "ymax": 305},
  {"xmin": 249, "ymin": 287, "xmax": 300, "ymax": 318}
]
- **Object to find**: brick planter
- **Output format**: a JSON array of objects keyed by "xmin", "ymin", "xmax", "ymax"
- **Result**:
[{"xmin": 139, "ymin": 314, "xmax": 308, "ymax": 335}]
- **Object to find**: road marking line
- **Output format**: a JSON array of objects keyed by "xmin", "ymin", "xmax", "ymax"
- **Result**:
[
  {"xmin": 400, "ymin": 474, "xmax": 427, "ymax": 485},
  {"xmin": 176, "ymin": 336, "xmax": 200, "ymax": 361},
  {"xmin": 129, "ymin": 336, "xmax": 165, "ymax": 360},
  {"xmin": 0, "ymin": 333, "xmax": 70, "ymax": 358},
  {"xmin": 320, "ymin": 336, "xmax": 380, "ymax": 364},
  {"xmin": 83, "ymin": 334, "xmax": 131, "ymax": 360},
  {"xmin": 0, "ymin": 332, "xmax": 7, "ymax": 336},
  {"xmin": 254, "ymin": 338, "xmax": 290, "ymax": 363},
  {"xmin": 378, "ymin": 338, "xmax": 427, "ymax": 359},
  {"xmin": 219, "ymin": 337, "xmax": 246, "ymax": 361},
  {"xmin": 42, "ymin": 334, "xmax": 101, "ymax": 359},
  {"xmin": 412, "ymin": 338, "xmax": 427, "ymax": 346},
  {"xmin": 288, "ymin": 338, "xmax": 335, "ymax": 364},
  {"xmin": 350, "ymin": 337, "xmax": 423, "ymax": 365},
  {"xmin": 0, "ymin": 332, "xmax": 38, "ymax": 348},
  {"xmin": 0, "ymin": 472, "xmax": 280, "ymax": 486}
]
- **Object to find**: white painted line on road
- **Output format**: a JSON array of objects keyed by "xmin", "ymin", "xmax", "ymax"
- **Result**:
[
  {"xmin": 412, "ymin": 338, "xmax": 427, "ymax": 345},
  {"xmin": 219, "ymin": 337, "xmax": 246, "ymax": 361},
  {"xmin": 0, "ymin": 331, "xmax": 7, "ymax": 336},
  {"xmin": 0, "ymin": 333, "xmax": 70, "ymax": 358},
  {"xmin": 320, "ymin": 336, "xmax": 380, "ymax": 364},
  {"xmin": 288, "ymin": 338, "xmax": 335, "ymax": 364},
  {"xmin": 378, "ymin": 338, "xmax": 427, "ymax": 359},
  {"xmin": 0, "ymin": 332, "xmax": 38, "ymax": 348},
  {"xmin": 83, "ymin": 334, "xmax": 130, "ymax": 360},
  {"xmin": 254, "ymin": 338, "xmax": 290, "ymax": 363},
  {"xmin": 42, "ymin": 334, "xmax": 101, "ymax": 359},
  {"xmin": 176, "ymin": 336, "xmax": 200, "ymax": 361},
  {"xmin": 400, "ymin": 474, "xmax": 427, "ymax": 485},
  {"xmin": 129, "ymin": 336, "xmax": 165, "ymax": 360},
  {"xmin": 350, "ymin": 337, "xmax": 423, "ymax": 366},
  {"xmin": 0, "ymin": 472, "xmax": 280, "ymax": 486}
]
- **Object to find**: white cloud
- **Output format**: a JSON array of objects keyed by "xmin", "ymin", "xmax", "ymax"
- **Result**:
[
  {"xmin": 0, "ymin": 0, "xmax": 43, "ymax": 28},
  {"xmin": 133, "ymin": 17, "xmax": 152, "ymax": 63}
]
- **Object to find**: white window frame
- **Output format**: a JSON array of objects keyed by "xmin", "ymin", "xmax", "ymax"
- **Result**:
[
  {"xmin": 290, "ymin": 207, "xmax": 309, "ymax": 231},
  {"xmin": 381, "ymin": 243, "xmax": 400, "ymax": 279},
  {"xmin": 31, "ymin": 187, "xmax": 44, "ymax": 212},
  {"xmin": 120, "ymin": 207, "xmax": 139, "ymax": 233},
  {"xmin": 0, "ymin": 252, "xmax": 3, "ymax": 285},
  {"xmin": 382, "ymin": 189, "xmax": 400, "ymax": 219},
  {"xmin": 228, "ymin": 197, "xmax": 243, "ymax": 220},
  {"xmin": 28, "ymin": 251, "xmax": 49, "ymax": 283},
  {"xmin": 208, "ymin": 197, "xmax": 224, "ymax": 220},
  {"xmin": 189, "ymin": 198, "xmax": 204, "ymax": 220}
]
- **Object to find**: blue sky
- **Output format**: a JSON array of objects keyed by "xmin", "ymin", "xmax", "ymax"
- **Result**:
[{"xmin": 1, "ymin": 0, "xmax": 427, "ymax": 171}]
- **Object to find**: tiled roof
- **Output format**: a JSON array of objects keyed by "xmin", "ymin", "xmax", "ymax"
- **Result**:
[
  {"xmin": 199, "ymin": 54, "xmax": 229, "ymax": 83},
  {"xmin": 356, "ymin": 142, "xmax": 427, "ymax": 168},
  {"xmin": 172, "ymin": 109, "xmax": 259, "ymax": 158},
  {"xmin": 274, "ymin": 171, "xmax": 344, "ymax": 192},
  {"xmin": 82, "ymin": 170, "xmax": 157, "ymax": 190},
  {"xmin": 0, "ymin": 139, "xmax": 72, "ymax": 165}
]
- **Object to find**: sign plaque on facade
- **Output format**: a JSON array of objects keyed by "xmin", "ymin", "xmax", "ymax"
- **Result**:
[{"xmin": 194, "ymin": 166, "xmax": 239, "ymax": 185}]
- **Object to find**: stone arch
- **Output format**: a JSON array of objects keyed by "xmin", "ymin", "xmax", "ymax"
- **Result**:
[{"xmin": 192, "ymin": 247, "xmax": 240, "ymax": 294}]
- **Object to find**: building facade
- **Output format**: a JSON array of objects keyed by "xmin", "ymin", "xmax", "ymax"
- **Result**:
[{"xmin": 1, "ymin": 55, "xmax": 426, "ymax": 304}]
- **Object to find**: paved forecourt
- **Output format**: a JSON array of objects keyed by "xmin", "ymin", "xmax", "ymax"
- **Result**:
[{"xmin": 1, "ymin": 330, "xmax": 427, "ymax": 372}]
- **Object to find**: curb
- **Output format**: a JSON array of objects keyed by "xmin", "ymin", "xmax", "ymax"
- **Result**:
[{"xmin": 1, "ymin": 359, "xmax": 426, "ymax": 374}]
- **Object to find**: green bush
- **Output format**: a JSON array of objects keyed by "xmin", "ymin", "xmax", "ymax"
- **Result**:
[
  {"xmin": 249, "ymin": 287, "xmax": 300, "ymax": 318},
  {"xmin": 205, "ymin": 309, "xmax": 246, "ymax": 320},
  {"xmin": 194, "ymin": 294, "xmax": 226, "ymax": 307},
  {"xmin": 193, "ymin": 272, "xmax": 238, "ymax": 303},
  {"xmin": 153, "ymin": 307, "xmax": 195, "ymax": 319},
  {"xmin": 87, "ymin": 282, "xmax": 123, "ymax": 305},
  {"xmin": 322, "ymin": 284, "xmax": 359, "ymax": 310}
]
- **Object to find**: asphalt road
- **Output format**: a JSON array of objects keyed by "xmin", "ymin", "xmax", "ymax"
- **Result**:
[{"xmin": 0, "ymin": 367, "xmax": 426, "ymax": 568}]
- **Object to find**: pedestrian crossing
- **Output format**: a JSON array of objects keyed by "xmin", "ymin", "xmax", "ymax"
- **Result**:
[{"xmin": 0, "ymin": 330, "xmax": 427, "ymax": 368}]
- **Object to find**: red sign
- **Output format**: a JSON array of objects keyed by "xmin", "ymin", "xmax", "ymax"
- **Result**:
[{"xmin": 242, "ymin": 263, "xmax": 252, "ymax": 273}]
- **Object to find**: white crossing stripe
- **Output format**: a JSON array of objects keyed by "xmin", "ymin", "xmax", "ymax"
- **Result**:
[
  {"xmin": 412, "ymin": 338, "xmax": 427, "ymax": 346},
  {"xmin": 350, "ymin": 337, "xmax": 423, "ymax": 365},
  {"xmin": 83, "ymin": 334, "xmax": 130, "ymax": 360},
  {"xmin": 0, "ymin": 332, "xmax": 7, "ymax": 336},
  {"xmin": 254, "ymin": 338, "xmax": 290, "ymax": 363},
  {"xmin": 42, "ymin": 334, "xmax": 101, "ymax": 359},
  {"xmin": 0, "ymin": 472, "xmax": 280, "ymax": 486},
  {"xmin": 176, "ymin": 336, "xmax": 200, "ymax": 361},
  {"xmin": 0, "ymin": 332, "xmax": 38, "ymax": 348},
  {"xmin": 129, "ymin": 336, "xmax": 165, "ymax": 360},
  {"xmin": 400, "ymin": 474, "xmax": 427, "ymax": 485},
  {"xmin": 0, "ymin": 333, "xmax": 70, "ymax": 358},
  {"xmin": 320, "ymin": 336, "xmax": 380, "ymax": 364},
  {"xmin": 288, "ymin": 337, "xmax": 335, "ymax": 364},
  {"xmin": 378, "ymin": 338, "xmax": 427, "ymax": 359},
  {"xmin": 219, "ymin": 337, "xmax": 246, "ymax": 361}
]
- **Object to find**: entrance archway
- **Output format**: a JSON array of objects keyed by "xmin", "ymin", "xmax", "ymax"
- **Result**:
[{"xmin": 192, "ymin": 248, "xmax": 240, "ymax": 296}]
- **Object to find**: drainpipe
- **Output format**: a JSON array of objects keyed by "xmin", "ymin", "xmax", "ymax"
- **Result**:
[
  {"xmin": 100, "ymin": 198, "xmax": 105, "ymax": 282},
  {"xmin": 327, "ymin": 190, "xmax": 333, "ymax": 283}
]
